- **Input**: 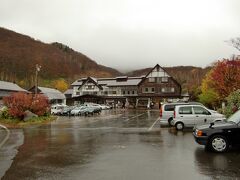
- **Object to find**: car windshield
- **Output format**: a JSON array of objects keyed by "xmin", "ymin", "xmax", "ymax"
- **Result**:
[{"xmin": 227, "ymin": 110, "xmax": 240, "ymax": 124}]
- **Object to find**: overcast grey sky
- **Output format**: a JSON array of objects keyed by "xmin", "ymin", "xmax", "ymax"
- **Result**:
[{"xmin": 0, "ymin": 0, "xmax": 240, "ymax": 71}]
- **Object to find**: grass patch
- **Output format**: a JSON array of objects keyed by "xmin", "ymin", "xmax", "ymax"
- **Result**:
[{"xmin": 0, "ymin": 116, "xmax": 57, "ymax": 129}]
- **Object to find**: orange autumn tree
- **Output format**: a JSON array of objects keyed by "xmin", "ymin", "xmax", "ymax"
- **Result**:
[
  {"xmin": 210, "ymin": 59, "xmax": 240, "ymax": 99},
  {"xmin": 52, "ymin": 79, "xmax": 68, "ymax": 92},
  {"xmin": 199, "ymin": 59, "xmax": 240, "ymax": 108}
]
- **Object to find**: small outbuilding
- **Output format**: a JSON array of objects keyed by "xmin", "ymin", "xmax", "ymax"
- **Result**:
[
  {"xmin": 0, "ymin": 80, "xmax": 27, "ymax": 106},
  {"xmin": 28, "ymin": 86, "xmax": 66, "ymax": 104}
]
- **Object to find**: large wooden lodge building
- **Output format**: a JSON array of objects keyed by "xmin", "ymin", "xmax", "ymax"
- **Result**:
[{"xmin": 65, "ymin": 64, "xmax": 187, "ymax": 108}]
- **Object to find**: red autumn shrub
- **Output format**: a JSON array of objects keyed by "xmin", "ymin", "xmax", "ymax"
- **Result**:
[
  {"xmin": 3, "ymin": 92, "xmax": 32, "ymax": 119},
  {"xmin": 30, "ymin": 94, "xmax": 50, "ymax": 116},
  {"xmin": 3, "ymin": 92, "xmax": 50, "ymax": 119}
]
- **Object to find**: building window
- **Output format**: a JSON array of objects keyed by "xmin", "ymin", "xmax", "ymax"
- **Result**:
[
  {"xmin": 86, "ymin": 85, "xmax": 94, "ymax": 89},
  {"xmin": 161, "ymin": 88, "xmax": 166, "ymax": 93},
  {"xmin": 76, "ymin": 92, "xmax": 80, "ymax": 95},
  {"xmin": 161, "ymin": 87, "xmax": 175, "ymax": 93},
  {"xmin": 123, "ymin": 91, "xmax": 125, "ymax": 94},
  {"xmin": 161, "ymin": 77, "xmax": 168, "ymax": 82},
  {"xmin": 112, "ymin": 91, "xmax": 117, "ymax": 94},
  {"xmin": 143, "ymin": 87, "xmax": 155, "ymax": 93},
  {"xmin": 128, "ymin": 91, "xmax": 130, "ymax": 94},
  {"xmin": 132, "ymin": 91, "xmax": 135, "ymax": 94},
  {"xmin": 149, "ymin": 77, "xmax": 155, "ymax": 82}
]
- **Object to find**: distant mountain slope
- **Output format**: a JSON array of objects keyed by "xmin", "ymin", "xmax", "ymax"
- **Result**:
[
  {"xmin": 127, "ymin": 66, "xmax": 211, "ymax": 92},
  {"xmin": 0, "ymin": 27, "xmax": 211, "ymax": 92},
  {"xmin": 0, "ymin": 27, "xmax": 121, "ymax": 88}
]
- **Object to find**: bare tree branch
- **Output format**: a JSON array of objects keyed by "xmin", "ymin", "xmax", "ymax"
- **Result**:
[{"xmin": 226, "ymin": 38, "xmax": 240, "ymax": 51}]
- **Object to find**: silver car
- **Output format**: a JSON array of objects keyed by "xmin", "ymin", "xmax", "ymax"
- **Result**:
[
  {"xmin": 173, "ymin": 105, "xmax": 225, "ymax": 130},
  {"xmin": 160, "ymin": 102, "xmax": 203, "ymax": 126}
]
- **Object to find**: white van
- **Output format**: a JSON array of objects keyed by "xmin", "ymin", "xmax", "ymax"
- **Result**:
[
  {"xmin": 173, "ymin": 105, "xmax": 225, "ymax": 130},
  {"xmin": 51, "ymin": 104, "xmax": 66, "ymax": 115}
]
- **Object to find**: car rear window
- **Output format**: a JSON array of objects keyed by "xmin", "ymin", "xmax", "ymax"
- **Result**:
[
  {"xmin": 179, "ymin": 106, "xmax": 192, "ymax": 114},
  {"xmin": 164, "ymin": 105, "xmax": 175, "ymax": 111}
]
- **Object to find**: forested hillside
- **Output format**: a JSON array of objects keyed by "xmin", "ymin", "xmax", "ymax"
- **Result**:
[
  {"xmin": 0, "ymin": 27, "xmax": 211, "ymax": 93},
  {"xmin": 0, "ymin": 27, "xmax": 121, "ymax": 89}
]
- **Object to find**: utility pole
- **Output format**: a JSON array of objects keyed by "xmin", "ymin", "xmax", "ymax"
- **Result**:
[{"xmin": 35, "ymin": 64, "xmax": 41, "ymax": 95}]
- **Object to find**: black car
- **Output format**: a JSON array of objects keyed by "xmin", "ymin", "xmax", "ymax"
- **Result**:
[{"xmin": 193, "ymin": 110, "xmax": 240, "ymax": 152}]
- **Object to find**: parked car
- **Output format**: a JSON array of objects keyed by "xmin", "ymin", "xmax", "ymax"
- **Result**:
[
  {"xmin": 84, "ymin": 103, "xmax": 102, "ymax": 114},
  {"xmin": 70, "ymin": 106, "xmax": 88, "ymax": 116},
  {"xmin": 51, "ymin": 104, "xmax": 66, "ymax": 115},
  {"xmin": 193, "ymin": 109, "xmax": 240, "ymax": 152},
  {"xmin": 99, "ymin": 104, "xmax": 111, "ymax": 110},
  {"xmin": 60, "ymin": 106, "xmax": 75, "ymax": 116},
  {"xmin": 159, "ymin": 102, "xmax": 203, "ymax": 126},
  {"xmin": 173, "ymin": 105, "xmax": 225, "ymax": 130}
]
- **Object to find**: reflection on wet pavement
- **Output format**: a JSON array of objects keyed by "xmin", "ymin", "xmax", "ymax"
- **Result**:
[{"xmin": 0, "ymin": 109, "xmax": 240, "ymax": 179}]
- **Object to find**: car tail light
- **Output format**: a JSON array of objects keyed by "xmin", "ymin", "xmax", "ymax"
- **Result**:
[
  {"xmin": 173, "ymin": 110, "xmax": 176, "ymax": 118},
  {"xmin": 160, "ymin": 107, "xmax": 162, "ymax": 118},
  {"xmin": 196, "ymin": 130, "xmax": 203, "ymax": 137}
]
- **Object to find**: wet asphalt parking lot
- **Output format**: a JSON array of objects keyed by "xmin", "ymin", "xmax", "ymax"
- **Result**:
[{"xmin": 1, "ymin": 109, "xmax": 240, "ymax": 180}]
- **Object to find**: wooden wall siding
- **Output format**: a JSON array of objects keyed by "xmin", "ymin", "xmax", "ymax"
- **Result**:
[{"xmin": 138, "ymin": 77, "xmax": 181, "ymax": 96}]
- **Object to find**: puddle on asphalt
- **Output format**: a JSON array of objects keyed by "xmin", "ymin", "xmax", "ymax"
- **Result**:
[
  {"xmin": 0, "ymin": 129, "xmax": 24, "ymax": 179},
  {"xmin": 1, "ymin": 110, "xmax": 240, "ymax": 179}
]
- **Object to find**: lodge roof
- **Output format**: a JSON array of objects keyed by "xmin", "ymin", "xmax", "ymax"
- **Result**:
[
  {"xmin": 38, "ymin": 87, "xmax": 66, "ymax": 100},
  {"xmin": 0, "ymin": 80, "xmax": 27, "ymax": 92}
]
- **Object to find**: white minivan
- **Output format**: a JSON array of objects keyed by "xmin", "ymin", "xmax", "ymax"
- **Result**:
[{"xmin": 173, "ymin": 105, "xmax": 225, "ymax": 130}]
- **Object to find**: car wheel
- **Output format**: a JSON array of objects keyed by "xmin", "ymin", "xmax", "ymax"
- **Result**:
[
  {"xmin": 209, "ymin": 135, "xmax": 229, "ymax": 153},
  {"xmin": 175, "ymin": 122, "xmax": 184, "ymax": 131},
  {"xmin": 168, "ymin": 118, "xmax": 174, "ymax": 126}
]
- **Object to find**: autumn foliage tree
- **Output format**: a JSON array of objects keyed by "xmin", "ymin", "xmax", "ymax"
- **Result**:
[
  {"xmin": 199, "ymin": 59, "xmax": 240, "ymax": 108},
  {"xmin": 210, "ymin": 59, "xmax": 240, "ymax": 99},
  {"xmin": 199, "ymin": 70, "xmax": 219, "ymax": 108},
  {"xmin": 52, "ymin": 79, "xmax": 68, "ymax": 92},
  {"xmin": 3, "ymin": 92, "xmax": 50, "ymax": 119}
]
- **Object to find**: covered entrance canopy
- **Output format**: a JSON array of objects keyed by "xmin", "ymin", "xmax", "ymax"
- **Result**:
[{"xmin": 72, "ymin": 94, "xmax": 104, "ymax": 104}]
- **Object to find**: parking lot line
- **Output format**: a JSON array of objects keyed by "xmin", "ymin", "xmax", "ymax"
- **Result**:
[
  {"xmin": 0, "ymin": 124, "xmax": 10, "ymax": 149},
  {"xmin": 148, "ymin": 117, "xmax": 160, "ymax": 131},
  {"xmin": 123, "ymin": 112, "xmax": 147, "ymax": 122}
]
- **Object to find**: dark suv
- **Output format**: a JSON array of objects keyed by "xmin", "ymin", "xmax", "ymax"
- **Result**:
[{"xmin": 193, "ymin": 110, "xmax": 240, "ymax": 152}]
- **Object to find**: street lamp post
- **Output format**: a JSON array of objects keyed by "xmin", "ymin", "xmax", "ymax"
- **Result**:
[{"xmin": 35, "ymin": 64, "xmax": 41, "ymax": 95}]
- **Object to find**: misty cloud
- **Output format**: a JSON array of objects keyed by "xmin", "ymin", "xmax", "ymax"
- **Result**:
[{"xmin": 0, "ymin": 0, "xmax": 240, "ymax": 71}]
